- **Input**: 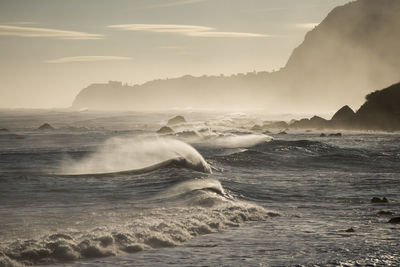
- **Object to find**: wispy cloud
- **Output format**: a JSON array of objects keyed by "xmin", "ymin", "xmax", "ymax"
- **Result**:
[
  {"xmin": 5, "ymin": 21, "xmax": 37, "ymax": 25},
  {"xmin": 45, "ymin": 56, "xmax": 131, "ymax": 63},
  {"xmin": 108, "ymin": 24, "xmax": 271, "ymax": 38},
  {"xmin": 139, "ymin": 0, "xmax": 207, "ymax": 9},
  {"xmin": 187, "ymin": 31, "xmax": 268, "ymax": 38},
  {"xmin": 109, "ymin": 24, "xmax": 211, "ymax": 33},
  {"xmin": 0, "ymin": 25, "xmax": 103, "ymax": 40},
  {"xmin": 293, "ymin": 23, "xmax": 319, "ymax": 30}
]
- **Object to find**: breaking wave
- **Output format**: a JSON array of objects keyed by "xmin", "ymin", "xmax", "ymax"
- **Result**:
[
  {"xmin": 59, "ymin": 137, "xmax": 211, "ymax": 175},
  {"xmin": 0, "ymin": 179, "xmax": 278, "ymax": 266}
]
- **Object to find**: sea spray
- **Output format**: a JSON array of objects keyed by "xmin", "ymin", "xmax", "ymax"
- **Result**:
[
  {"xmin": 201, "ymin": 134, "xmax": 272, "ymax": 149},
  {"xmin": 59, "ymin": 136, "xmax": 211, "ymax": 175}
]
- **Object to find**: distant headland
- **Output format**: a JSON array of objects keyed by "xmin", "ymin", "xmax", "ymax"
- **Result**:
[{"xmin": 71, "ymin": 0, "xmax": 400, "ymax": 119}]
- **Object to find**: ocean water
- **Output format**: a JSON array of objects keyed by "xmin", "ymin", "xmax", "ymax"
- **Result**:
[{"xmin": 0, "ymin": 110, "xmax": 399, "ymax": 267}]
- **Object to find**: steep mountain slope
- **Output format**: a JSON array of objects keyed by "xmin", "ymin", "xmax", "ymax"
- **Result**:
[{"xmin": 282, "ymin": 0, "xmax": 400, "ymax": 109}]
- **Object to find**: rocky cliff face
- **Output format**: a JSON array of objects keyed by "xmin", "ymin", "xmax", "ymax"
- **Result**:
[{"xmin": 72, "ymin": 0, "xmax": 400, "ymax": 112}]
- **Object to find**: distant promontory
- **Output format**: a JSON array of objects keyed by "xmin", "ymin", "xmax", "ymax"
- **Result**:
[{"xmin": 72, "ymin": 0, "xmax": 400, "ymax": 112}]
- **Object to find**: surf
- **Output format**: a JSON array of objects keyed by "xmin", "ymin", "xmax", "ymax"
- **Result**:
[{"xmin": 58, "ymin": 136, "xmax": 212, "ymax": 175}]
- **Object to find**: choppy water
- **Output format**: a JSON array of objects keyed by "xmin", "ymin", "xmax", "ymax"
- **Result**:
[{"xmin": 0, "ymin": 110, "xmax": 399, "ymax": 267}]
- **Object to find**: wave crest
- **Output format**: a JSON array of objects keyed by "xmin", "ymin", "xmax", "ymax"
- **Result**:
[{"xmin": 59, "ymin": 137, "xmax": 211, "ymax": 175}]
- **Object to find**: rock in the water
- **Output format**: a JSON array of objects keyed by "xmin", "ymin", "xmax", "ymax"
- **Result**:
[
  {"xmin": 38, "ymin": 123, "xmax": 55, "ymax": 130},
  {"xmin": 371, "ymin": 197, "xmax": 388, "ymax": 203},
  {"xmin": 331, "ymin": 105, "xmax": 356, "ymax": 121},
  {"xmin": 388, "ymin": 217, "xmax": 400, "ymax": 224},
  {"xmin": 320, "ymin": 133, "xmax": 326, "ymax": 137},
  {"xmin": 0, "ymin": 128, "xmax": 9, "ymax": 132},
  {"xmin": 328, "ymin": 133, "xmax": 342, "ymax": 137},
  {"xmin": 278, "ymin": 131, "xmax": 288, "ymax": 135},
  {"xmin": 167, "ymin": 115, "xmax": 186, "ymax": 126},
  {"xmin": 290, "ymin": 116, "xmax": 329, "ymax": 129},
  {"xmin": 156, "ymin": 126, "xmax": 174, "ymax": 134},
  {"xmin": 345, "ymin": 228, "xmax": 355, "ymax": 233}
]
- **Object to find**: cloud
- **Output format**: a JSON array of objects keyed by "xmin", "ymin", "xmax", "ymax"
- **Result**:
[
  {"xmin": 108, "ymin": 24, "xmax": 270, "ymax": 38},
  {"xmin": 293, "ymin": 23, "xmax": 319, "ymax": 30},
  {"xmin": 108, "ymin": 24, "xmax": 212, "ymax": 33},
  {"xmin": 140, "ymin": 0, "xmax": 207, "ymax": 9},
  {"xmin": 45, "ymin": 56, "xmax": 131, "ymax": 63},
  {"xmin": 187, "ymin": 31, "xmax": 269, "ymax": 38},
  {"xmin": 0, "ymin": 25, "xmax": 103, "ymax": 40}
]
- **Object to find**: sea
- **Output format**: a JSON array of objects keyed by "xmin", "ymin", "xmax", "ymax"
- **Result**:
[{"xmin": 0, "ymin": 110, "xmax": 399, "ymax": 267}]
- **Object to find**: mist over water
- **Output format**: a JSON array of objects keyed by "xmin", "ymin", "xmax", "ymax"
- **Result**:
[{"xmin": 200, "ymin": 134, "xmax": 272, "ymax": 149}]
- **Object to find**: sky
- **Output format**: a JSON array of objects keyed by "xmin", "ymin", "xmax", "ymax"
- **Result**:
[{"xmin": 0, "ymin": 0, "xmax": 352, "ymax": 108}]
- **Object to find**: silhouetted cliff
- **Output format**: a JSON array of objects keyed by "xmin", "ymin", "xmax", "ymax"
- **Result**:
[
  {"xmin": 290, "ymin": 82, "xmax": 400, "ymax": 131},
  {"xmin": 355, "ymin": 82, "xmax": 400, "ymax": 130},
  {"xmin": 72, "ymin": 0, "xmax": 400, "ymax": 111}
]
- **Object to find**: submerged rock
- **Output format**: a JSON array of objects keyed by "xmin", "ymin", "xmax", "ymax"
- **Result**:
[
  {"xmin": 371, "ymin": 197, "xmax": 388, "ymax": 203},
  {"xmin": 278, "ymin": 131, "xmax": 288, "ymax": 135},
  {"xmin": 38, "ymin": 123, "xmax": 55, "ymax": 130},
  {"xmin": 388, "ymin": 217, "xmax": 400, "ymax": 224},
  {"xmin": 328, "ymin": 133, "xmax": 342, "ymax": 137},
  {"xmin": 157, "ymin": 126, "xmax": 174, "ymax": 134},
  {"xmin": 320, "ymin": 133, "xmax": 326, "ymax": 137},
  {"xmin": 0, "ymin": 128, "xmax": 9, "ymax": 132},
  {"xmin": 345, "ymin": 227, "xmax": 355, "ymax": 233},
  {"xmin": 167, "ymin": 115, "xmax": 186, "ymax": 126}
]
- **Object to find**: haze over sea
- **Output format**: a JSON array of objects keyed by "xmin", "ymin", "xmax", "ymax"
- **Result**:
[{"xmin": 0, "ymin": 110, "xmax": 399, "ymax": 266}]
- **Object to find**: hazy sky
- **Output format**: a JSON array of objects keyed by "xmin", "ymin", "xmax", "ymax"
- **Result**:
[{"xmin": 0, "ymin": 0, "xmax": 351, "ymax": 108}]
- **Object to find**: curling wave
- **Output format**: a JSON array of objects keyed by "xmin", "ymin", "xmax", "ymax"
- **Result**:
[{"xmin": 59, "ymin": 137, "xmax": 212, "ymax": 175}]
